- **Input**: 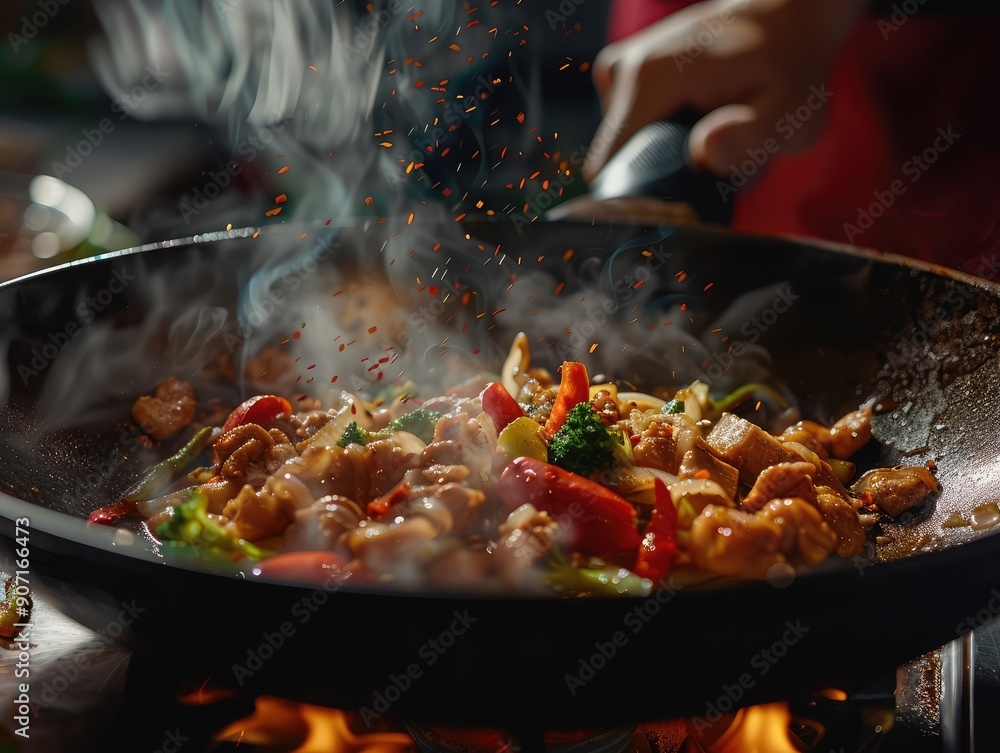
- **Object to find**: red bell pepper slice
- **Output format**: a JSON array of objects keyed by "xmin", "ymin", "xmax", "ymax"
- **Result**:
[
  {"xmin": 88, "ymin": 499, "xmax": 137, "ymax": 526},
  {"xmin": 497, "ymin": 456, "xmax": 640, "ymax": 556},
  {"xmin": 544, "ymin": 361, "xmax": 591, "ymax": 435},
  {"xmin": 480, "ymin": 381, "xmax": 524, "ymax": 433},
  {"xmin": 221, "ymin": 395, "xmax": 293, "ymax": 433},
  {"xmin": 633, "ymin": 479, "xmax": 679, "ymax": 582},
  {"xmin": 251, "ymin": 551, "xmax": 349, "ymax": 585},
  {"xmin": 367, "ymin": 481, "xmax": 413, "ymax": 518}
]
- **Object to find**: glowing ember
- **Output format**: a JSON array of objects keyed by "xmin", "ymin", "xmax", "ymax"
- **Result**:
[{"xmin": 215, "ymin": 696, "xmax": 413, "ymax": 753}]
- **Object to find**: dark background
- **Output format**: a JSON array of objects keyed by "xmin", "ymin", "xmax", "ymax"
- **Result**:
[{"xmin": 0, "ymin": 0, "xmax": 611, "ymax": 280}]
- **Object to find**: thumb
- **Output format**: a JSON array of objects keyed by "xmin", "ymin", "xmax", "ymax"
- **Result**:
[
  {"xmin": 688, "ymin": 98, "xmax": 829, "ymax": 177},
  {"xmin": 687, "ymin": 104, "xmax": 774, "ymax": 178}
]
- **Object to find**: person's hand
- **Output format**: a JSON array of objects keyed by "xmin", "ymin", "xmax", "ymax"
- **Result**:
[{"xmin": 583, "ymin": 0, "xmax": 868, "ymax": 182}]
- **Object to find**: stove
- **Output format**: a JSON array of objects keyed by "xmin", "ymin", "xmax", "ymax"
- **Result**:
[{"xmin": 6, "ymin": 582, "xmax": 999, "ymax": 753}]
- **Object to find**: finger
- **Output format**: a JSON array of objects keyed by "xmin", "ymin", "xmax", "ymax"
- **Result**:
[
  {"xmin": 688, "ymin": 88, "xmax": 832, "ymax": 178},
  {"xmin": 687, "ymin": 103, "xmax": 775, "ymax": 178},
  {"xmin": 591, "ymin": 44, "xmax": 620, "ymax": 109}
]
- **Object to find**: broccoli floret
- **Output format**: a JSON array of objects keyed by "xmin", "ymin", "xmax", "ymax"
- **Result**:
[
  {"xmin": 337, "ymin": 420, "xmax": 372, "ymax": 448},
  {"xmin": 386, "ymin": 408, "xmax": 440, "ymax": 443},
  {"xmin": 338, "ymin": 409, "xmax": 441, "ymax": 448},
  {"xmin": 548, "ymin": 402, "xmax": 616, "ymax": 476},
  {"xmin": 155, "ymin": 489, "xmax": 267, "ymax": 559},
  {"xmin": 662, "ymin": 399, "xmax": 685, "ymax": 415}
]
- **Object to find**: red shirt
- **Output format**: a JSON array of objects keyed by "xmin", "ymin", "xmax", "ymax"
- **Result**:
[{"xmin": 608, "ymin": 1, "xmax": 1000, "ymax": 280}]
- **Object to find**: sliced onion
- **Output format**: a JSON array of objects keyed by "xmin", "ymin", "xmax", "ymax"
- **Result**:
[
  {"xmin": 618, "ymin": 391, "xmax": 666, "ymax": 413},
  {"xmin": 387, "ymin": 429, "xmax": 428, "ymax": 458},
  {"xmin": 475, "ymin": 411, "xmax": 498, "ymax": 452},
  {"xmin": 501, "ymin": 332, "xmax": 531, "ymax": 398},
  {"xmin": 667, "ymin": 478, "xmax": 730, "ymax": 510}
]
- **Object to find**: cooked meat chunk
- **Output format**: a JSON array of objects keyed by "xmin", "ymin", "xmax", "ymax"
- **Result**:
[
  {"xmin": 743, "ymin": 462, "xmax": 818, "ymax": 512},
  {"xmin": 495, "ymin": 506, "xmax": 558, "ymax": 585},
  {"xmin": 814, "ymin": 485, "xmax": 866, "ymax": 557},
  {"xmin": 679, "ymin": 438, "xmax": 740, "ymax": 500},
  {"xmin": 828, "ymin": 406, "xmax": 872, "ymax": 460},
  {"xmin": 689, "ymin": 497, "xmax": 838, "ymax": 579},
  {"xmin": 517, "ymin": 378, "xmax": 555, "ymax": 424},
  {"xmin": 633, "ymin": 421, "xmax": 679, "ymax": 474},
  {"xmin": 706, "ymin": 413, "xmax": 851, "ymax": 499},
  {"xmin": 591, "ymin": 389, "xmax": 620, "ymax": 427},
  {"xmin": 131, "ymin": 376, "xmax": 197, "ymax": 441},
  {"xmin": 224, "ymin": 482, "xmax": 297, "ymax": 541},
  {"xmin": 213, "ymin": 424, "xmax": 279, "ymax": 481},
  {"xmin": 857, "ymin": 466, "xmax": 939, "ymax": 517},
  {"xmin": 779, "ymin": 420, "xmax": 831, "ymax": 459}
]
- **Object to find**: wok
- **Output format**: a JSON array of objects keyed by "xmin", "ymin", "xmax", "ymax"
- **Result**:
[{"xmin": 0, "ymin": 218, "xmax": 997, "ymax": 730}]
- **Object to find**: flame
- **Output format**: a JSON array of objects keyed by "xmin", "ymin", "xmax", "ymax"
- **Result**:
[
  {"xmin": 215, "ymin": 696, "xmax": 413, "ymax": 753},
  {"xmin": 707, "ymin": 703, "xmax": 798, "ymax": 753}
]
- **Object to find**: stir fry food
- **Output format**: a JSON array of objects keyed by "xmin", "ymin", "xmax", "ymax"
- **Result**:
[{"xmin": 90, "ymin": 337, "xmax": 939, "ymax": 595}]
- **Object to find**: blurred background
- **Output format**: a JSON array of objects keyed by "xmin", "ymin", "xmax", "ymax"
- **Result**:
[
  {"xmin": 2, "ymin": 0, "xmax": 999, "ymax": 283},
  {"xmin": 0, "ymin": 0, "xmax": 608, "ymax": 280}
]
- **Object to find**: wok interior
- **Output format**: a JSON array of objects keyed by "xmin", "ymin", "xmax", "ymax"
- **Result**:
[{"xmin": 0, "ymin": 220, "xmax": 998, "ymax": 573}]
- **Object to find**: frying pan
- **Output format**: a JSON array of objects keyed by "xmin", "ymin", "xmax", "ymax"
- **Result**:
[{"xmin": 0, "ymin": 218, "xmax": 998, "ymax": 732}]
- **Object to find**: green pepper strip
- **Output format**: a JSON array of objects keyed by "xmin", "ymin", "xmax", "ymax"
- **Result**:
[
  {"xmin": 710, "ymin": 383, "xmax": 789, "ymax": 417},
  {"xmin": 125, "ymin": 426, "xmax": 214, "ymax": 502}
]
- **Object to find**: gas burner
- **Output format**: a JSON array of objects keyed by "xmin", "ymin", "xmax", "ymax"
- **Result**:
[{"xmin": 406, "ymin": 723, "xmax": 638, "ymax": 753}]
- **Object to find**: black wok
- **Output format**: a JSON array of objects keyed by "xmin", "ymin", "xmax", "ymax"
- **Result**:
[{"xmin": 0, "ymin": 219, "xmax": 997, "ymax": 730}]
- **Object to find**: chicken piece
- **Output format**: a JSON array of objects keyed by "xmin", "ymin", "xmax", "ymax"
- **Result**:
[
  {"xmin": 743, "ymin": 462, "xmax": 818, "ymax": 512},
  {"xmin": 591, "ymin": 389, "xmax": 620, "ymax": 427},
  {"xmin": 517, "ymin": 378, "xmax": 556, "ymax": 424},
  {"xmin": 224, "ymin": 482, "xmax": 297, "ymax": 541},
  {"xmin": 856, "ymin": 466, "xmax": 939, "ymax": 517},
  {"xmin": 706, "ymin": 413, "xmax": 851, "ymax": 499},
  {"xmin": 213, "ymin": 424, "xmax": 277, "ymax": 481},
  {"xmin": 283, "ymin": 495, "xmax": 365, "ymax": 553},
  {"xmin": 688, "ymin": 498, "xmax": 838, "ymax": 579},
  {"xmin": 679, "ymin": 438, "xmax": 740, "ymax": 501},
  {"xmin": 420, "ymin": 440, "xmax": 465, "ymax": 467},
  {"xmin": 779, "ymin": 420, "xmax": 831, "ymax": 459},
  {"xmin": 633, "ymin": 421, "xmax": 679, "ymax": 474},
  {"xmin": 814, "ymin": 485, "xmax": 866, "ymax": 557},
  {"xmin": 131, "ymin": 376, "xmax": 197, "ymax": 441},
  {"xmin": 828, "ymin": 407, "xmax": 872, "ymax": 460},
  {"xmin": 364, "ymin": 437, "xmax": 423, "ymax": 497},
  {"xmin": 494, "ymin": 505, "xmax": 559, "ymax": 585}
]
